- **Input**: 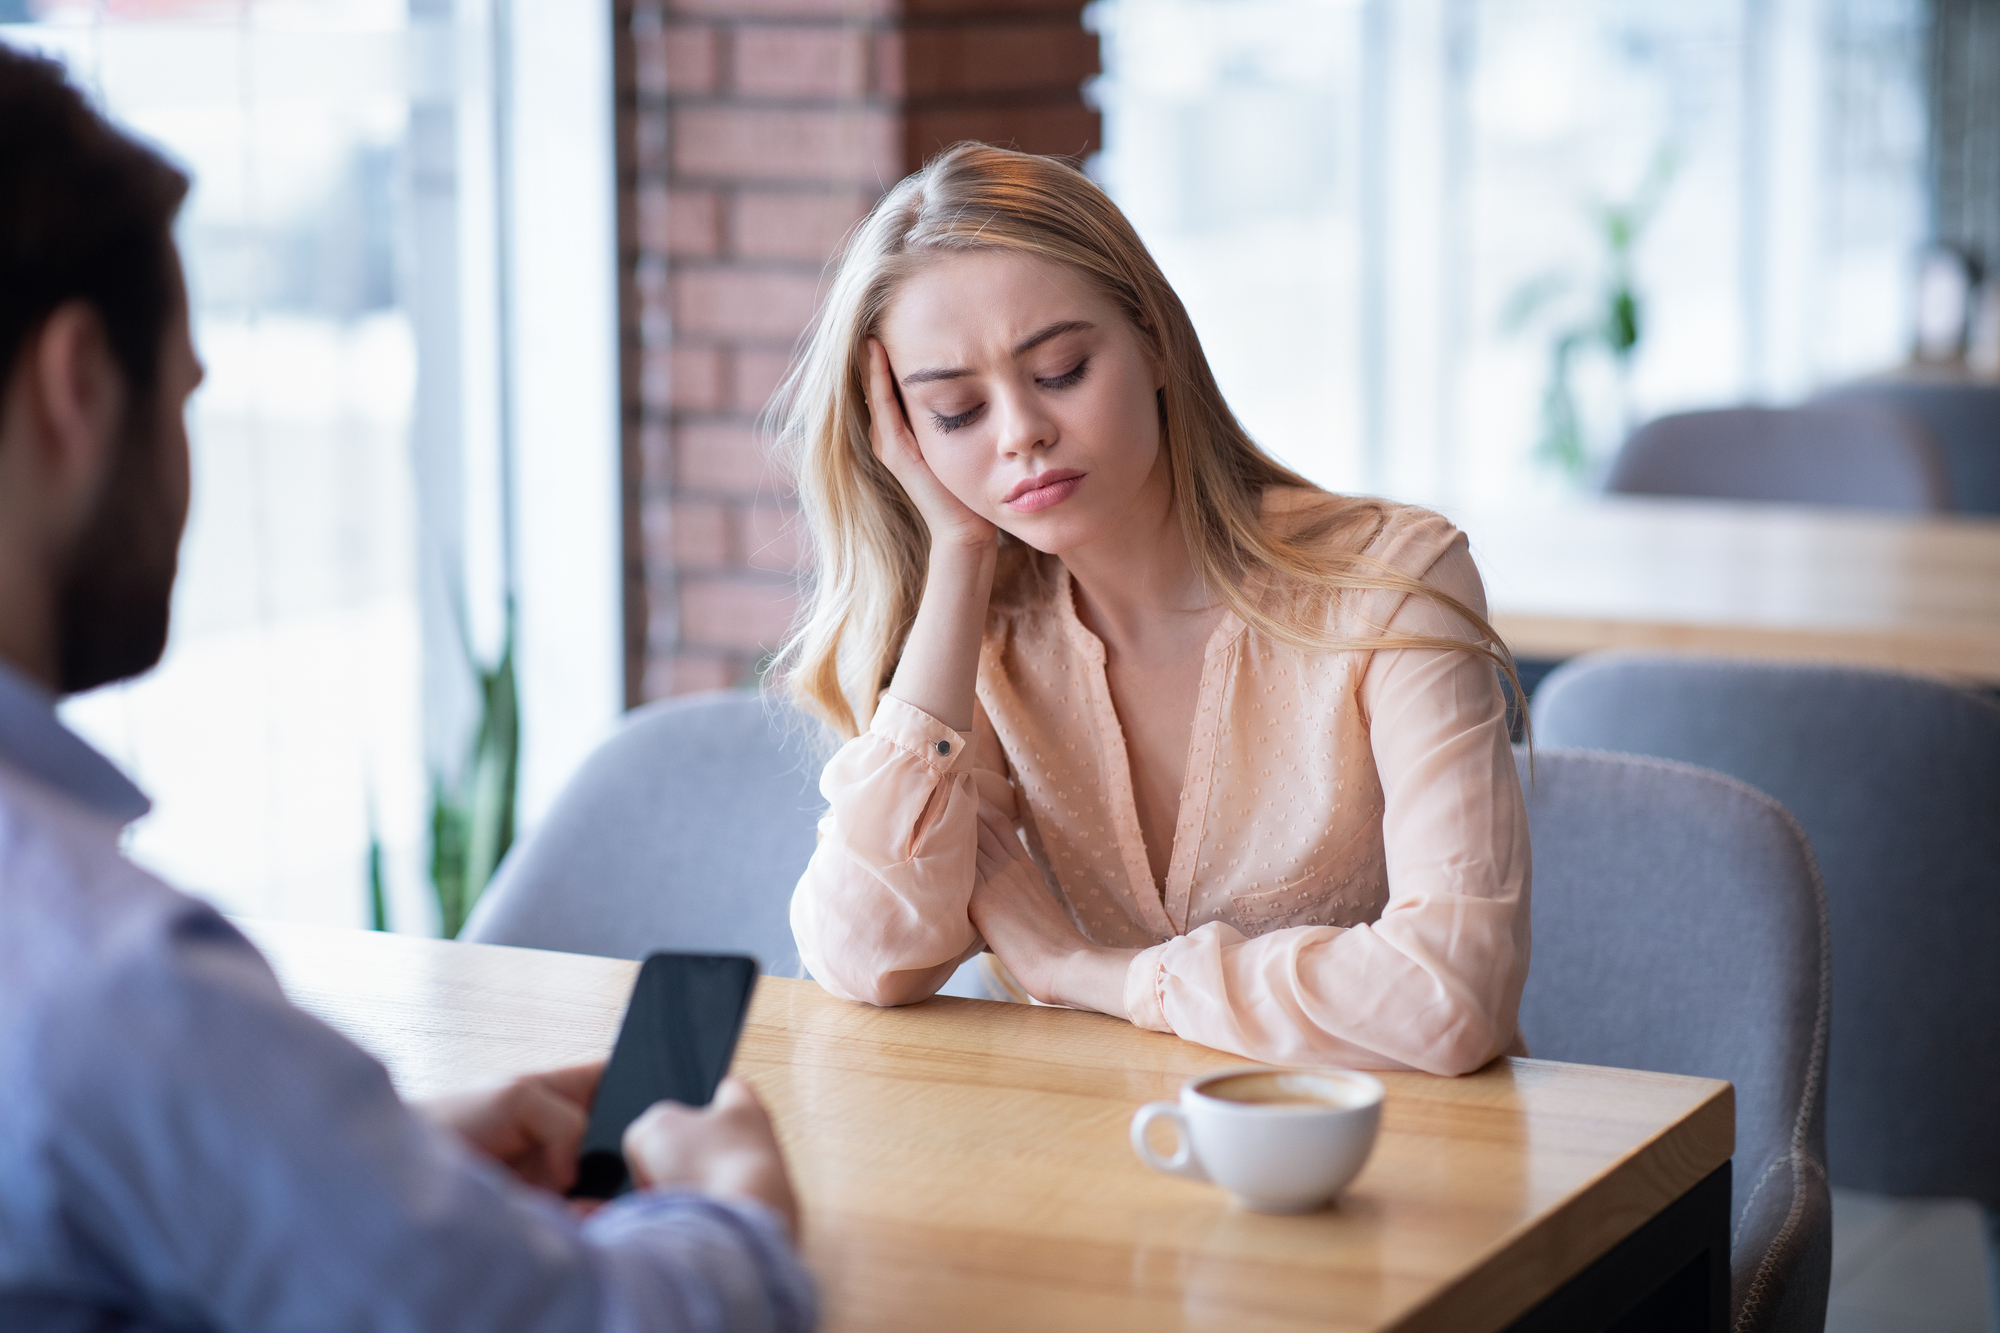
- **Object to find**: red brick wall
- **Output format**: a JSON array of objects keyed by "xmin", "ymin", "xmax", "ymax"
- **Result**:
[{"xmin": 617, "ymin": 0, "xmax": 1100, "ymax": 702}]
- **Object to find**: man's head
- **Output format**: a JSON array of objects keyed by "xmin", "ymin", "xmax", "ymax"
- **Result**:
[{"xmin": 0, "ymin": 46, "xmax": 199, "ymax": 695}]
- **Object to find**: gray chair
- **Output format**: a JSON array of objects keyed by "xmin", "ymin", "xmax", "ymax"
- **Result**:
[
  {"xmin": 463, "ymin": 691, "xmax": 828, "ymax": 974},
  {"xmin": 1815, "ymin": 379, "xmax": 2000, "ymax": 515},
  {"xmin": 1605, "ymin": 405, "xmax": 1952, "ymax": 512},
  {"xmin": 1516, "ymin": 746, "xmax": 1831, "ymax": 1333},
  {"xmin": 1534, "ymin": 655, "xmax": 2000, "ymax": 1327}
]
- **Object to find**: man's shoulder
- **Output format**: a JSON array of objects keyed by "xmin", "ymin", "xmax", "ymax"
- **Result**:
[{"xmin": 0, "ymin": 759, "xmax": 239, "ymax": 1032}]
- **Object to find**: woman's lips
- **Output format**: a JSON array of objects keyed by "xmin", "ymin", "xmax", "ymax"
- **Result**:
[{"xmin": 1003, "ymin": 470, "xmax": 1086, "ymax": 513}]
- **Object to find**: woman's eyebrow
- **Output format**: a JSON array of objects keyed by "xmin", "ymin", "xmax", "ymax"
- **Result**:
[
  {"xmin": 898, "ymin": 320, "xmax": 1097, "ymax": 387},
  {"xmin": 1012, "ymin": 319, "xmax": 1095, "ymax": 355}
]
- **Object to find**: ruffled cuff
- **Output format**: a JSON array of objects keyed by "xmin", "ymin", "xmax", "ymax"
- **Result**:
[
  {"xmin": 1123, "ymin": 944, "xmax": 1171, "ymax": 1032},
  {"xmin": 869, "ymin": 694, "xmax": 973, "ymax": 776}
]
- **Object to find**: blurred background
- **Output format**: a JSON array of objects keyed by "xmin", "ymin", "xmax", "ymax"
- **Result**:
[
  {"xmin": 1094, "ymin": 0, "xmax": 1935, "ymax": 503},
  {"xmin": 2, "ymin": 2, "xmax": 1994, "ymax": 1327},
  {"xmin": 6, "ymin": 0, "xmax": 438, "ymax": 930},
  {"xmin": 3, "ymin": 0, "xmax": 621, "ymax": 937},
  {"xmin": 6, "ymin": 0, "xmax": 1985, "ymax": 934}
]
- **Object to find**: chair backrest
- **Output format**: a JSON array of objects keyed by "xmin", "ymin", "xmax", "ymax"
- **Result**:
[
  {"xmin": 1814, "ymin": 379, "xmax": 2000, "ymax": 515},
  {"xmin": 1516, "ymin": 747, "xmax": 1830, "ymax": 1333},
  {"xmin": 1604, "ymin": 405, "xmax": 1951, "ymax": 512},
  {"xmin": 463, "ymin": 691, "xmax": 828, "ymax": 975},
  {"xmin": 1533, "ymin": 655, "xmax": 2000, "ymax": 1207}
]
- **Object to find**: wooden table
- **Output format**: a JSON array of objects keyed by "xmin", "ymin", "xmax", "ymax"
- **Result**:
[
  {"xmin": 239, "ymin": 919, "xmax": 1734, "ymax": 1333},
  {"xmin": 1448, "ymin": 496, "xmax": 2000, "ymax": 684}
]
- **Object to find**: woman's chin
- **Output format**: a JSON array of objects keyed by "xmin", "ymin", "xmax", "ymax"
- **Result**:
[{"xmin": 998, "ymin": 514, "xmax": 1087, "ymax": 558}]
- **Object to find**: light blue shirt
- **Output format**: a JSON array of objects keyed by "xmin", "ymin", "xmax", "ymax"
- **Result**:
[{"xmin": 0, "ymin": 660, "xmax": 816, "ymax": 1332}]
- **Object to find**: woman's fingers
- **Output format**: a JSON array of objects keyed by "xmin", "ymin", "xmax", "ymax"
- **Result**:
[
  {"xmin": 976, "ymin": 806, "xmax": 1034, "ymax": 868},
  {"xmin": 866, "ymin": 339, "xmax": 916, "ymax": 464},
  {"xmin": 974, "ymin": 812, "xmax": 1014, "ymax": 885},
  {"xmin": 863, "ymin": 339, "xmax": 997, "ymax": 550},
  {"xmin": 976, "ymin": 826, "xmax": 1013, "ymax": 879}
]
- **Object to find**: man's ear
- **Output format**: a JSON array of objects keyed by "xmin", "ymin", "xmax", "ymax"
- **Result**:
[{"xmin": 22, "ymin": 301, "xmax": 125, "ymax": 527}]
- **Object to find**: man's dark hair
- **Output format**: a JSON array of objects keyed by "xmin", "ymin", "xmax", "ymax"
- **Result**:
[
  {"xmin": 2, "ymin": 47, "xmax": 194, "ymax": 693},
  {"xmin": 0, "ymin": 45, "xmax": 190, "ymax": 400}
]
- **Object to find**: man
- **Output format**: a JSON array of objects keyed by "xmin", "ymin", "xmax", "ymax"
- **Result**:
[{"xmin": 0, "ymin": 47, "xmax": 815, "ymax": 1333}]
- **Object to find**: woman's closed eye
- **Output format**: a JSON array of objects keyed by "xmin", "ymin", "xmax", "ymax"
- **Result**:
[
  {"xmin": 931, "ymin": 403, "xmax": 984, "ymax": 434},
  {"xmin": 928, "ymin": 357, "xmax": 1090, "ymax": 434},
  {"xmin": 1036, "ymin": 357, "xmax": 1089, "ymax": 390}
]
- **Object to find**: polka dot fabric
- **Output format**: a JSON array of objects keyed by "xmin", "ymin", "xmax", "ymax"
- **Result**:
[{"xmin": 791, "ymin": 498, "xmax": 1531, "ymax": 1075}]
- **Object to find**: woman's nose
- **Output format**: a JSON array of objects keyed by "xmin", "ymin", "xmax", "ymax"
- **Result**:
[{"xmin": 993, "ymin": 386, "xmax": 1056, "ymax": 457}]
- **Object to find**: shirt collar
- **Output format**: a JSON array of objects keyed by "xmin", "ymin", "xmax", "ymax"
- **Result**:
[{"xmin": 0, "ymin": 657, "xmax": 150, "ymax": 824}]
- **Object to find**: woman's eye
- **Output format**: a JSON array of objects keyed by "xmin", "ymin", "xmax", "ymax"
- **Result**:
[
  {"xmin": 1037, "ymin": 357, "xmax": 1090, "ymax": 390},
  {"xmin": 930, "ymin": 404, "xmax": 983, "ymax": 434}
]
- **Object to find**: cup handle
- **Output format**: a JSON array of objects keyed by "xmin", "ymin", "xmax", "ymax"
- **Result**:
[{"xmin": 1130, "ymin": 1101, "xmax": 1208, "ymax": 1182}]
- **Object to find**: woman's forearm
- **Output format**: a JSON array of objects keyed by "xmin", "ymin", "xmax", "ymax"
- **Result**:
[{"xmin": 884, "ymin": 541, "xmax": 997, "ymax": 733}]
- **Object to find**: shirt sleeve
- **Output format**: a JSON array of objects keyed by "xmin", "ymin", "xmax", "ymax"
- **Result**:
[
  {"xmin": 37, "ymin": 909, "xmax": 818, "ymax": 1333},
  {"xmin": 1120, "ymin": 537, "xmax": 1532, "ymax": 1076},
  {"xmin": 789, "ymin": 694, "xmax": 1017, "ymax": 1006}
]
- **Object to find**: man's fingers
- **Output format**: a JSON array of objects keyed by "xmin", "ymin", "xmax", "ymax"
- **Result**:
[
  {"xmin": 510, "ymin": 1077, "xmax": 591, "ymax": 1190},
  {"xmin": 540, "ymin": 1060, "xmax": 604, "ymax": 1110},
  {"xmin": 708, "ymin": 1076, "xmax": 755, "ymax": 1113}
]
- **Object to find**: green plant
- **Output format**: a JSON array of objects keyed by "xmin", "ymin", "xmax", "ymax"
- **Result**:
[
  {"xmin": 367, "ymin": 828, "xmax": 388, "ymax": 931},
  {"xmin": 429, "ymin": 600, "xmax": 520, "ymax": 939},
  {"xmin": 1504, "ymin": 147, "xmax": 1676, "ymax": 480}
]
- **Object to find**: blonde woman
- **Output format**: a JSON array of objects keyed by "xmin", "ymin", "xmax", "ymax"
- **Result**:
[{"xmin": 776, "ymin": 144, "xmax": 1529, "ymax": 1075}]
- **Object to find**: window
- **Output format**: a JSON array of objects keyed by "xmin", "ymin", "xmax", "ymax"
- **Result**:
[
  {"xmin": 4, "ymin": 0, "xmax": 621, "ymax": 930},
  {"xmin": 1090, "ymin": 0, "xmax": 1928, "ymax": 507}
]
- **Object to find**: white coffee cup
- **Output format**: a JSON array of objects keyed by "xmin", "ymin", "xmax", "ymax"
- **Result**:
[{"xmin": 1129, "ymin": 1065, "xmax": 1384, "ymax": 1213}]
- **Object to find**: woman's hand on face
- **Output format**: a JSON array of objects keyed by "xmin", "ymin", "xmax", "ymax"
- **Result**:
[
  {"xmin": 867, "ymin": 339, "xmax": 997, "ymax": 553},
  {"xmin": 968, "ymin": 804, "xmax": 1136, "ymax": 1016}
]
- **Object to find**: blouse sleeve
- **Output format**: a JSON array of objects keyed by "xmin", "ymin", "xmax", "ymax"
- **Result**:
[
  {"xmin": 1119, "ymin": 536, "xmax": 1532, "ymax": 1075},
  {"xmin": 789, "ymin": 693, "xmax": 1018, "ymax": 1005}
]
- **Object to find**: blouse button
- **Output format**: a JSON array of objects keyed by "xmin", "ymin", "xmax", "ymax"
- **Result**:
[{"xmin": 936, "ymin": 739, "xmax": 952, "ymax": 756}]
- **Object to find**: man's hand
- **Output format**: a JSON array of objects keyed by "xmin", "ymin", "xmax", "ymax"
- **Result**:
[
  {"xmin": 419, "ymin": 1062, "xmax": 602, "ymax": 1195},
  {"xmin": 623, "ymin": 1077, "xmax": 801, "ymax": 1238}
]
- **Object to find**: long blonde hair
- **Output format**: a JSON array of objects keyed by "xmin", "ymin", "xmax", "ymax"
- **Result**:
[{"xmin": 770, "ymin": 143, "xmax": 1520, "ymax": 740}]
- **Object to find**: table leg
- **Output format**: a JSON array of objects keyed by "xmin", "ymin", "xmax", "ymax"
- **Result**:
[{"xmin": 1502, "ymin": 1161, "xmax": 1732, "ymax": 1333}]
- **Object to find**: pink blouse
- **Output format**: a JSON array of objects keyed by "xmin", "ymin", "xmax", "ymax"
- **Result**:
[{"xmin": 789, "ymin": 500, "xmax": 1531, "ymax": 1075}]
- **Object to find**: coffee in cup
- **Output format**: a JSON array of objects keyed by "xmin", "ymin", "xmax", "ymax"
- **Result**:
[{"xmin": 1129, "ymin": 1065, "xmax": 1383, "ymax": 1213}]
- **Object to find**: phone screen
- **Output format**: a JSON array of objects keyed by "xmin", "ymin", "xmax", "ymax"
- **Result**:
[{"xmin": 569, "ymin": 951, "xmax": 758, "ymax": 1199}]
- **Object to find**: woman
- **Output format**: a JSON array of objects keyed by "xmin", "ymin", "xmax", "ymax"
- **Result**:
[{"xmin": 775, "ymin": 144, "xmax": 1529, "ymax": 1076}]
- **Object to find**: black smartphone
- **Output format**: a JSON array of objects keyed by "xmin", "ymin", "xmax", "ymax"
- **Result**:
[{"xmin": 568, "ymin": 951, "xmax": 759, "ymax": 1199}]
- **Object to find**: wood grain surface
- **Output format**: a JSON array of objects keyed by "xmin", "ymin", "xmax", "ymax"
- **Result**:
[
  {"xmin": 239, "ymin": 919, "xmax": 1733, "ymax": 1333},
  {"xmin": 1450, "ymin": 497, "xmax": 2000, "ymax": 683}
]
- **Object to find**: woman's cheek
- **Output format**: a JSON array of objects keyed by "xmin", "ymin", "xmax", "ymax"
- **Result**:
[{"xmin": 922, "ymin": 441, "xmax": 991, "ymax": 515}]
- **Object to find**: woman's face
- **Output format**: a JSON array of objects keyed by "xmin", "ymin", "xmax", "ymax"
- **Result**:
[{"xmin": 875, "ymin": 249, "xmax": 1166, "ymax": 557}]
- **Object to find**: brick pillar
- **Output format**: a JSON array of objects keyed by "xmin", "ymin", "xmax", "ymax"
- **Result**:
[{"xmin": 617, "ymin": 0, "xmax": 1101, "ymax": 702}]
